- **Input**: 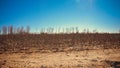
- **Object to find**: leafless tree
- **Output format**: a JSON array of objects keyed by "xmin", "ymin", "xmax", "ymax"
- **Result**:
[
  {"xmin": 50, "ymin": 27, "xmax": 54, "ymax": 33},
  {"xmin": 0, "ymin": 29, "xmax": 1, "ymax": 34},
  {"xmin": 86, "ymin": 29, "xmax": 89, "ymax": 33},
  {"xmin": 9, "ymin": 26, "xmax": 13, "ymax": 34},
  {"xmin": 66, "ymin": 28, "xmax": 69, "ymax": 33},
  {"xmin": 13, "ymin": 27, "xmax": 17, "ymax": 34},
  {"xmin": 40, "ymin": 28, "xmax": 43, "ymax": 33},
  {"xmin": 93, "ymin": 29, "xmax": 98, "ymax": 33},
  {"xmin": 83, "ymin": 29, "xmax": 86, "ymax": 33},
  {"xmin": 76, "ymin": 27, "xmax": 79, "ymax": 33},
  {"xmin": 72, "ymin": 27, "xmax": 75, "ymax": 33},
  {"xmin": 46, "ymin": 28, "xmax": 50, "ymax": 33},
  {"xmin": 20, "ymin": 26, "xmax": 24, "ymax": 34},
  {"xmin": 17, "ymin": 27, "xmax": 20, "ymax": 34},
  {"xmin": 119, "ymin": 29, "xmax": 120, "ymax": 33},
  {"xmin": 2, "ymin": 26, "xmax": 7, "ymax": 34},
  {"xmin": 8, "ymin": 26, "xmax": 10, "ymax": 34},
  {"xmin": 58, "ymin": 27, "xmax": 61, "ymax": 33},
  {"xmin": 62, "ymin": 28, "xmax": 65, "ymax": 33},
  {"xmin": 26, "ymin": 26, "xmax": 30, "ymax": 34}
]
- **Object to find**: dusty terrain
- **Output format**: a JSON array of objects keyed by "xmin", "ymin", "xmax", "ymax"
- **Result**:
[
  {"xmin": 0, "ymin": 49, "xmax": 120, "ymax": 68},
  {"xmin": 0, "ymin": 34, "xmax": 120, "ymax": 68}
]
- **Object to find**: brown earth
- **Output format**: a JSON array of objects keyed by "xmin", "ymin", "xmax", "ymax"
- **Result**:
[
  {"xmin": 0, "ymin": 34, "xmax": 120, "ymax": 68},
  {"xmin": 0, "ymin": 49, "xmax": 120, "ymax": 68}
]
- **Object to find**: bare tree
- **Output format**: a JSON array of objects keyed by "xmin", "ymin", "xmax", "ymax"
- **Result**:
[
  {"xmin": 40, "ymin": 28, "xmax": 43, "ymax": 33},
  {"xmin": 13, "ymin": 27, "xmax": 17, "ymax": 34},
  {"xmin": 93, "ymin": 29, "xmax": 97, "ymax": 33},
  {"xmin": 9, "ymin": 26, "xmax": 13, "ymax": 34},
  {"xmin": 26, "ymin": 26, "xmax": 30, "ymax": 34},
  {"xmin": 17, "ymin": 27, "xmax": 20, "ymax": 34},
  {"xmin": 20, "ymin": 26, "xmax": 24, "ymax": 34},
  {"xmin": 76, "ymin": 27, "xmax": 79, "ymax": 33},
  {"xmin": 119, "ymin": 29, "xmax": 120, "ymax": 33},
  {"xmin": 8, "ymin": 26, "xmax": 10, "ymax": 34},
  {"xmin": 72, "ymin": 27, "xmax": 74, "ymax": 33},
  {"xmin": 62, "ymin": 28, "xmax": 64, "ymax": 33},
  {"xmin": 2, "ymin": 26, "xmax": 7, "ymax": 34},
  {"xmin": 46, "ymin": 28, "xmax": 50, "ymax": 33},
  {"xmin": 87, "ymin": 29, "xmax": 89, "ymax": 33},
  {"xmin": 83, "ymin": 29, "xmax": 86, "ymax": 33},
  {"xmin": 50, "ymin": 27, "xmax": 54, "ymax": 33},
  {"xmin": 58, "ymin": 27, "xmax": 61, "ymax": 33},
  {"xmin": 66, "ymin": 28, "xmax": 69, "ymax": 33},
  {"xmin": 0, "ymin": 29, "xmax": 1, "ymax": 34}
]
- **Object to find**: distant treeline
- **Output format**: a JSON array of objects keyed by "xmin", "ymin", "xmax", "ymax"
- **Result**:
[
  {"xmin": 0, "ymin": 26, "xmax": 30, "ymax": 34},
  {"xmin": 0, "ymin": 26, "xmax": 98, "ymax": 34},
  {"xmin": 0, "ymin": 26, "xmax": 119, "ymax": 34}
]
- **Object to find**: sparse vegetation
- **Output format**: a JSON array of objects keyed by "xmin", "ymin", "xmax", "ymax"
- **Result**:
[
  {"xmin": 0, "ymin": 26, "xmax": 120, "ymax": 68},
  {"xmin": 0, "ymin": 32, "xmax": 119, "ymax": 53}
]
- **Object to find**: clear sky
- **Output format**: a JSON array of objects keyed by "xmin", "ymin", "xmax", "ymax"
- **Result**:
[{"xmin": 0, "ymin": 0, "xmax": 120, "ymax": 33}]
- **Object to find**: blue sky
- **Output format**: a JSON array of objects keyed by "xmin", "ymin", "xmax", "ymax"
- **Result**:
[{"xmin": 0, "ymin": 0, "xmax": 120, "ymax": 33}]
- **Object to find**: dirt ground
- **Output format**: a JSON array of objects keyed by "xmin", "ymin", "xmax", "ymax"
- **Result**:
[{"xmin": 0, "ymin": 49, "xmax": 120, "ymax": 68}]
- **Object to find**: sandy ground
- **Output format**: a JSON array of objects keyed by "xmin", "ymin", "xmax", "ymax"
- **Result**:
[{"xmin": 0, "ymin": 49, "xmax": 120, "ymax": 68}]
